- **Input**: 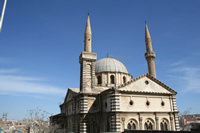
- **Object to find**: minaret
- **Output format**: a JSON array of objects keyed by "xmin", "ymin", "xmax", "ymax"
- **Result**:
[
  {"xmin": 144, "ymin": 22, "xmax": 156, "ymax": 78},
  {"xmin": 79, "ymin": 14, "xmax": 97, "ymax": 92},
  {"xmin": 84, "ymin": 14, "xmax": 92, "ymax": 52}
]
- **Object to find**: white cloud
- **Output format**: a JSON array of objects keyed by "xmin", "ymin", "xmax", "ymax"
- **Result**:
[
  {"xmin": 0, "ymin": 75, "xmax": 44, "ymax": 81},
  {"xmin": 169, "ymin": 61, "xmax": 184, "ymax": 67},
  {"xmin": 169, "ymin": 65, "xmax": 200, "ymax": 93},
  {"xmin": 0, "ymin": 75, "xmax": 66, "ymax": 96},
  {"xmin": 0, "ymin": 68, "xmax": 19, "ymax": 74},
  {"xmin": 0, "ymin": 56, "xmax": 67, "ymax": 98}
]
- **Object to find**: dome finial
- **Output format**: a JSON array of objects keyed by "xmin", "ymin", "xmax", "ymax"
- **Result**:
[{"xmin": 107, "ymin": 53, "xmax": 109, "ymax": 58}]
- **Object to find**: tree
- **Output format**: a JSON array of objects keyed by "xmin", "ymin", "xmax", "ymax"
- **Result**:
[{"xmin": 24, "ymin": 107, "xmax": 62, "ymax": 133}]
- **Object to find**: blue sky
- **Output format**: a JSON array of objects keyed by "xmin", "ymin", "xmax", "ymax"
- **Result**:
[{"xmin": 0, "ymin": 0, "xmax": 200, "ymax": 120}]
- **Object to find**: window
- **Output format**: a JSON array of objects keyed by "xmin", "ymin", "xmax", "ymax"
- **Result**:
[
  {"xmin": 161, "ymin": 101, "xmax": 165, "ymax": 106},
  {"xmin": 160, "ymin": 119, "xmax": 168, "ymax": 131},
  {"xmin": 145, "ymin": 80, "xmax": 149, "ymax": 85},
  {"xmin": 144, "ymin": 119, "xmax": 154, "ymax": 130},
  {"xmin": 97, "ymin": 76, "xmax": 102, "ymax": 85},
  {"xmin": 110, "ymin": 75, "xmax": 114, "ymax": 84},
  {"xmin": 128, "ymin": 123, "xmax": 131, "ymax": 130},
  {"xmin": 105, "ymin": 102, "xmax": 107, "ymax": 109},
  {"xmin": 127, "ymin": 119, "xmax": 137, "ymax": 130},
  {"xmin": 123, "ymin": 76, "xmax": 126, "ymax": 83},
  {"xmin": 129, "ymin": 100, "xmax": 134, "ymax": 106},
  {"xmin": 146, "ymin": 100, "xmax": 150, "ymax": 106}
]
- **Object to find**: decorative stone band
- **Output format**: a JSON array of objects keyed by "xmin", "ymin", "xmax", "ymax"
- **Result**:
[
  {"xmin": 80, "ymin": 117, "xmax": 87, "ymax": 133},
  {"xmin": 110, "ymin": 113, "xmax": 121, "ymax": 132},
  {"xmin": 145, "ymin": 51, "xmax": 156, "ymax": 59},
  {"xmin": 172, "ymin": 95, "xmax": 180, "ymax": 131},
  {"xmin": 110, "ymin": 93, "xmax": 120, "ymax": 112},
  {"xmin": 80, "ymin": 96, "xmax": 88, "ymax": 113}
]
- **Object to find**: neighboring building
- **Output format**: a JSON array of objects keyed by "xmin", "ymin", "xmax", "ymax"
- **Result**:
[
  {"xmin": 51, "ymin": 15, "xmax": 180, "ymax": 133},
  {"xmin": 183, "ymin": 115, "xmax": 200, "ymax": 126},
  {"xmin": 179, "ymin": 114, "xmax": 200, "ymax": 131},
  {"xmin": 0, "ymin": 120, "xmax": 25, "ymax": 133}
]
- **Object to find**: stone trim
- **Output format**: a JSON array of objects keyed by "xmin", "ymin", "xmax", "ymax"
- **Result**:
[{"xmin": 116, "ymin": 73, "xmax": 177, "ymax": 94}]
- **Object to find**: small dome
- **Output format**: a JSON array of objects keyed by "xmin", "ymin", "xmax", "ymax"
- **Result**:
[{"xmin": 95, "ymin": 58, "xmax": 128, "ymax": 74}]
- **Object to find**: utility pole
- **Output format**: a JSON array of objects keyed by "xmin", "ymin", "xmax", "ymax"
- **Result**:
[{"xmin": 0, "ymin": 0, "xmax": 7, "ymax": 31}]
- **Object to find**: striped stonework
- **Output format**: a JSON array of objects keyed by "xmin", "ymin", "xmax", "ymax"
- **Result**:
[
  {"xmin": 80, "ymin": 95, "xmax": 88, "ymax": 113},
  {"xmin": 110, "ymin": 113, "xmax": 121, "ymax": 132},
  {"xmin": 110, "ymin": 91, "xmax": 121, "ymax": 132},
  {"xmin": 79, "ymin": 95, "xmax": 88, "ymax": 133},
  {"xmin": 110, "ymin": 93, "xmax": 120, "ymax": 112},
  {"xmin": 172, "ymin": 95, "xmax": 180, "ymax": 131},
  {"xmin": 80, "ymin": 115, "xmax": 87, "ymax": 133}
]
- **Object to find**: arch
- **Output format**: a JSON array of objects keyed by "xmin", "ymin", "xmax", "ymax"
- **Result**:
[
  {"xmin": 97, "ymin": 76, "xmax": 102, "ymax": 85},
  {"xmin": 123, "ymin": 76, "xmax": 126, "ymax": 83},
  {"xmin": 160, "ymin": 118, "xmax": 169, "ymax": 131},
  {"xmin": 127, "ymin": 119, "xmax": 138, "ymax": 130},
  {"xmin": 144, "ymin": 118, "xmax": 154, "ymax": 130},
  {"xmin": 110, "ymin": 75, "xmax": 115, "ymax": 84}
]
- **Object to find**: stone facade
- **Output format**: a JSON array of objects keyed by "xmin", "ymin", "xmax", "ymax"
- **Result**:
[{"xmin": 51, "ymin": 15, "xmax": 180, "ymax": 133}]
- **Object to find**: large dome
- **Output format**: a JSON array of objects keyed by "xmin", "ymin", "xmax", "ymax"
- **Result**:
[{"xmin": 95, "ymin": 58, "xmax": 128, "ymax": 74}]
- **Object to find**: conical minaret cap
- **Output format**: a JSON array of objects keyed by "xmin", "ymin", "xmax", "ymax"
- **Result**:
[
  {"xmin": 145, "ymin": 22, "xmax": 151, "ymax": 39},
  {"xmin": 85, "ymin": 14, "xmax": 92, "ymax": 35}
]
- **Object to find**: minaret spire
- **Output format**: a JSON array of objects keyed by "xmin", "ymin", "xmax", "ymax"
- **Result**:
[
  {"xmin": 79, "ymin": 14, "xmax": 97, "ymax": 93},
  {"xmin": 84, "ymin": 14, "xmax": 92, "ymax": 52},
  {"xmin": 145, "ymin": 23, "xmax": 156, "ymax": 78}
]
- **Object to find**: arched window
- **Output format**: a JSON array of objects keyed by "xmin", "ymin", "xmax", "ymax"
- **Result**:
[
  {"xmin": 161, "ymin": 123, "xmax": 164, "ymax": 130},
  {"xmin": 144, "ymin": 123, "xmax": 148, "ymax": 130},
  {"xmin": 164, "ymin": 123, "xmax": 168, "ymax": 131},
  {"xmin": 131, "ymin": 123, "xmax": 136, "ymax": 130},
  {"xmin": 123, "ymin": 76, "xmax": 126, "ymax": 83},
  {"xmin": 144, "ymin": 119, "xmax": 154, "ymax": 130},
  {"xmin": 127, "ymin": 119, "xmax": 137, "ymax": 130},
  {"xmin": 160, "ymin": 119, "xmax": 168, "ymax": 131},
  {"xmin": 110, "ymin": 75, "xmax": 114, "ymax": 84},
  {"xmin": 127, "ymin": 123, "xmax": 131, "ymax": 130},
  {"xmin": 97, "ymin": 76, "xmax": 102, "ymax": 85}
]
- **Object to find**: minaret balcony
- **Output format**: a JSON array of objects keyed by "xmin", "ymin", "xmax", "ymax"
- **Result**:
[{"xmin": 145, "ymin": 52, "xmax": 156, "ymax": 59}]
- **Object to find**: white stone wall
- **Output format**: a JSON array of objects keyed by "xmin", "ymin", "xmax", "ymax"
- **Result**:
[{"xmin": 120, "ymin": 94, "xmax": 171, "ymax": 112}]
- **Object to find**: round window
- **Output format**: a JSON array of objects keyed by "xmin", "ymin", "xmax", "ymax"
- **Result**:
[
  {"xmin": 145, "ymin": 80, "xmax": 149, "ymax": 85},
  {"xmin": 129, "ymin": 100, "xmax": 134, "ymax": 106},
  {"xmin": 146, "ymin": 101, "xmax": 150, "ymax": 106},
  {"xmin": 161, "ymin": 101, "xmax": 165, "ymax": 106}
]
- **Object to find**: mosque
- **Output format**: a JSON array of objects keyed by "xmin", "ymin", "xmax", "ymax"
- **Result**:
[{"xmin": 51, "ymin": 15, "xmax": 180, "ymax": 133}]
